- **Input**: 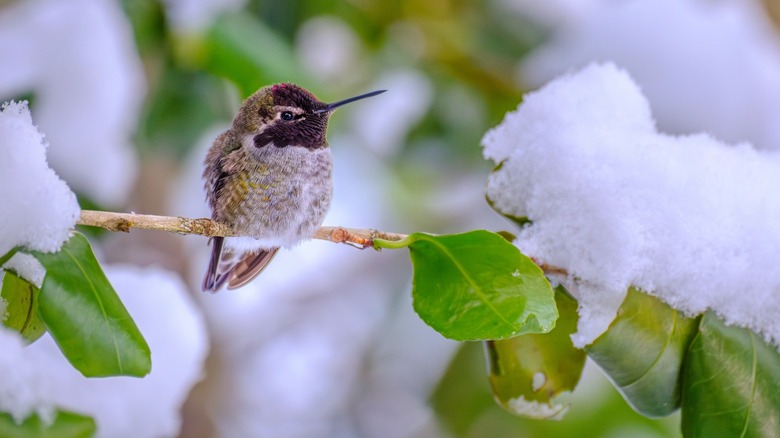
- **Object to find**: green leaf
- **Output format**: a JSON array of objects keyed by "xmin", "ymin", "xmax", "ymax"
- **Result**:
[
  {"xmin": 586, "ymin": 288, "xmax": 698, "ymax": 417},
  {"xmin": 681, "ymin": 311, "xmax": 780, "ymax": 438},
  {"xmin": 31, "ymin": 233, "xmax": 151, "ymax": 377},
  {"xmin": 486, "ymin": 288, "xmax": 585, "ymax": 419},
  {"xmin": 376, "ymin": 230, "xmax": 557, "ymax": 341},
  {"xmin": 0, "ymin": 410, "xmax": 95, "ymax": 438},
  {"xmin": 1, "ymin": 271, "xmax": 46, "ymax": 343}
]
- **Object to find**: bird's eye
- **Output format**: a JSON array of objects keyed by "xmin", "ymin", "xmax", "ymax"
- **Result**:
[{"xmin": 281, "ymin": 111, "xmax": 294, "ymax": 121}]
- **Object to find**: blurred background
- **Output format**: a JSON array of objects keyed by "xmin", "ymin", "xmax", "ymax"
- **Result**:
[{"xmin": 4, "ymin": 0, "xmax": 780, "ymax": 436}]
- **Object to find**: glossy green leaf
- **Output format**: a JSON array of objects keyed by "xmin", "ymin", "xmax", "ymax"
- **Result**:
[
  {"xmin": 586, "ymin": 288, "xmax": 698, "ymax": 417},
  {"xmin": 486, "ymin": 288, "xmax": 585, "ymax": 419},
  {"xmin": 0, "ymin": 410, "xmax": 95, "ymax": 438},
  {"xmin": 376, "ymin": 230, "xmax": 557, "ymax": 341},
  {"xmin": 681, "ymin": 311, "xmax": 780, "ymax": 438},
  {"xmin": 1, "ymin": 271, "xmax": 46, "ymax": 343},
  {"xmin": 31, "ymin": 233, "xmax": 151, "ymax": 377}
]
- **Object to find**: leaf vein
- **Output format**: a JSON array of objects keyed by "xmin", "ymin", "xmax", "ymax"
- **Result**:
[
  {"xmin": 423, "ymin": 236, "xmax": 517, "ymax": 330},
  {"xmin": 623, "ymin": 309, "xmax": 678, "ymax": 387},
  {"xmin": 21, "ymin": 280, "xmax": 35, "ymax": 334},
  {"xmin": 739, "ymin": 334, "xmax": 758, "ymax": 437}
]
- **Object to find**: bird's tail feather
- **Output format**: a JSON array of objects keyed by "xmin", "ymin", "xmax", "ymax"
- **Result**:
[
  {"xmin": 202, "ymin": 236, "xmax": 224, "ymax": 292},
  {"xmin": 227, "ymin": 249, "xmax": 279, "ymax": 290},
  {"xmin": 202, "ymin": 237, "xmax": 279, "ymax": 292}
]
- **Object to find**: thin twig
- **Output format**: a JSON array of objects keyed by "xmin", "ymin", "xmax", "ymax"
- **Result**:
[
  {"xmin": 77, "ymin": 210, "xmax": 570, "ymax": 275},
  {"xmin": 77, "ymin": 210, "xmax": 407, "ymax": 249},
  {"xmin": 78, "ymin": 210, "xmax": 232, "ymax": 236},
  {"xmin": 533, "ymin": 261, "xmax": 569, "ymax": 277}
]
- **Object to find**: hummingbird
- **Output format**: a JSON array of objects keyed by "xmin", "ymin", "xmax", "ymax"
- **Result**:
[{"xmin": 202, "ymin": 83, "xmax": 385, "ymax": 292}]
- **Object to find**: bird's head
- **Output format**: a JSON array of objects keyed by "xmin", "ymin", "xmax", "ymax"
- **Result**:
[{"xmin": 232, "ymin": 83, "xmax": 385, "ymax": 151}]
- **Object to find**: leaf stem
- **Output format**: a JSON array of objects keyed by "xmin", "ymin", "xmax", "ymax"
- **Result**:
[{"xmin": 373, "ymin": 234, "xmax": 417, "ymax": 250}]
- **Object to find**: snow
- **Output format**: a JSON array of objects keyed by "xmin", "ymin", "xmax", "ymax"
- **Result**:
[
  {"xmin": 0, "ymin": 327, "xmax": 55, "ymax": 423},
  {"xmin": 483, "ymin": 63, "xmax": 780, "ymax": 348},
  {"xmin": 0, "ymin": 0, "xmax": 144, "ymax": 206},
  {"xmin": 519, "ymin": 0, "xmax": 780, "ymax": 152},
  {"xmin": 506, "ymin": 396, "xmax": 568, "ymax": 420},
  {"xmin": 0, "ymin": 101, "xmax": 79, "ymax": 257},
  {"xmin": 532, "ymin": 372, "xmax": 546, "ymax": 392},
  {"xmin": 0, "ymin": 265, "xmax": 208, "ymax": 437},
  {"xmin": 2, "ymin": 253, "xmax": 45, "ymax": 288}
]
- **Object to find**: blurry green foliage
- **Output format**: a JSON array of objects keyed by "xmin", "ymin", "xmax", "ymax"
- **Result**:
[
  {"xmin": 138, "ymin": 67, "xmax": 232, "ymax": 157},
  {"xmin": 204, "ymin": 13, "xmax": 310, "ymax": 95},
  {"xmin": 119, "ymin": 0, "xmax": 543, "ymax": 167},
  {"xmin": 433, "ymin": 341, "xmax": 679, "ymax": 438}
]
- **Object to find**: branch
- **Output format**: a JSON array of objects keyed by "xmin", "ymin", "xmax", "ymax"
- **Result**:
[
  {"xmin": 77, "ymin": 210, "xmax": 571, "ymax": 275},
  {"xmin": 77, "ymin": 210, "xmax": 407, "ymax": 249}
]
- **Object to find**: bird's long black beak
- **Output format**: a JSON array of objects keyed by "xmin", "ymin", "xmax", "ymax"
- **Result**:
[{"xmin": 316, "ymin": 89, "xmax": 386, "ymax": 114}]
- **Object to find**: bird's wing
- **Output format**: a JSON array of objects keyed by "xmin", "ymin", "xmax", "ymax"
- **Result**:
[{"xmin": 203, "ymin": 132, "xmax": 241, "ymax": 212}]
